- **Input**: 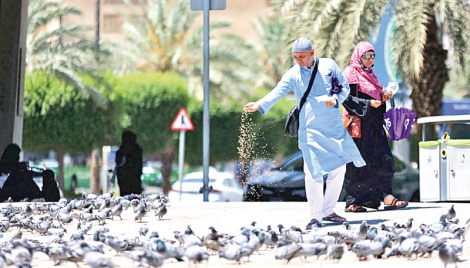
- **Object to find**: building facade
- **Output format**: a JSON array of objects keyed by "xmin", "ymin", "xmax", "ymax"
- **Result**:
[{"xmin": 59, "ymin": 0, "xmax": 271, "ymax": 43}]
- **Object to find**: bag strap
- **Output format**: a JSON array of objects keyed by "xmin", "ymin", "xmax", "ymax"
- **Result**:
[{"xmin": 299, "ymin": 58, "xmax": 319, "ymax": 111}]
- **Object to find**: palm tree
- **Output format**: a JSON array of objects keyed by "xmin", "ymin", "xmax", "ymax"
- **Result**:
[
  {"xmin": 26, "ymin": 0, "xmax": 110, "ymax": 191},
  {"xmin": 107, "ymin": 0, "xmax": 258, "ymax": 103},
  {"xmin": 271, "ymin": 0, "xmax": 470, "ymax": 140},
  {"xmin": 252, "ymin": 16, "xmax": 293, "ymax": 88},
  {"xmin": 27, "ymin": 0, "xmax": 107, "ymax": 106}
]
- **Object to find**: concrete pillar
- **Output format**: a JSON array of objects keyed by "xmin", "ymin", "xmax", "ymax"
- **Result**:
[{"xmin": 0, "ymin": 0, "xmax": 28, "ymax": 151}]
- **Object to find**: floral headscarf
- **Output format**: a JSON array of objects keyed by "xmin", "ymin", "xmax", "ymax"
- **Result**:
[{"xmin": 343, "ymin": 41, "xmax": 383, "ymax": 100}]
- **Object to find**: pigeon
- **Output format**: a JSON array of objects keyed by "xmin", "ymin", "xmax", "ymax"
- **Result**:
[
  {"xmin": 218, "ymin": 242, "xmax": 244, "ymax": 264},
  {"xmin": 438, "ymin": 241, "xmax": 466, "ymax": 268},
  {"xmin": 105, "ymin": 235, "xmax": 134, "ymax": 255},
  {"xmin": 417, "ymin": 234, "xmax": 438, "ymax": 257},
  {"xmin": 83, "ymin": 247, "xmax": 115, "ymax": 268},
  {"xmin": 327, "ymin": 243, "xmax": 344, "ymax": 263},
  {"xmin": 369, "ymin": 237, "xmax": 390, "ymax": 259},
  {"xmin": 447, "ymin": 205, "xmax": 456, "ymax": 222},
  {"xmin": 40, "ymin": 242, "xmax": 68, "ymax": 265},
  {"xmin": 351, "ymin": 240, "xmax": 371, "ymax": 261},
  {"xmin": 152, "ymin": 239, "xmax": 185, "ymax": 262},
  {"xmin": 203, "ymin": 226, "xmax": 225, "ymax": 254},
  {"xmin": 184, "ymin": 245, "xmax": 209, "ymax": 264},
  {"xmin": 139, "ymin": 224, "xmax": 149, "ymax": 237},
  {"xmin": 134, "ymin": 205, "xmax": 147, "ymax": 222},
  {"xmin": 110, "ymin": 203, "xmax": 123, "ymax": 220},
  {"xmin": 274, "ymin": 242, "xmax": 302, "ymax": 263},
  {"xmin": 263, "ymin": 230, "xmax": 279, "ymax": 249},
  {"xmin": 297, "ymin": 242, "xmax": 327, "ymax": 261},
  {"xmin": 5, "ymin": 239, "xmax": 34, "ymax": 268},
  {"xmin": 154, "ymin": 202, "xmax": 167, "ymax": 219},
  {"xmin": 398, "ymin": 236, "xmax": 420, "ymax": 260}
]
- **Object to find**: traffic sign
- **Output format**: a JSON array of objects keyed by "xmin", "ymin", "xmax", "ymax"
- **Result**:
[
  {"xmin": 190, "ymin": 0, "xmax": 226, "ymax": 10},
  {"xmin": 170, "ymin": 107, "xmax": 194, "ymax": 131}
]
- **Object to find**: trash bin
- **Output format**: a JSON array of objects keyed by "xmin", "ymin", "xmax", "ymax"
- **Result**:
[
  {"xmin": 445, "ymin": 139, "xmax": 470, "ymax": 201},
  {"xmin": 418, "ymin": 140, "xmax": 441, "ymax": 201},
  {"xmin": 417, "ymin": 115, "xmax": 470, "ymax": 202}
]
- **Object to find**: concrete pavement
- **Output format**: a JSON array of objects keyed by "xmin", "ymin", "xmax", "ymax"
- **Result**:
[{"xmin": 3, "ymin": 200, "xmax": 470, "ymax": 268}]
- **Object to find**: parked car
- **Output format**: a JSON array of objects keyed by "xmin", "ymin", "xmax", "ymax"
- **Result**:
[
  {"xmin": 141, "ymin": 166, "xmax": 163, "ymax": 187},
  {"xmin": 243, "ymin": 151, "xmax": 420, "ymax": 202},
  {"xmin": 169, "ymin": 168, "xmax": 243, "ymax": 202}
]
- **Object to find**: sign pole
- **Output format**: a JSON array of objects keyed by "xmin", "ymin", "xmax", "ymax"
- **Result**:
[
  {"xmin": 190, "ymin": 0, "xmax": 226, "ymax": 202},
  {"xmin": 177, "ymin": 130, "xmax": 186, "ymax": 201},
  {"xmin": 170, "ymin": 107, "xmax": 194, "ymax": 201},
  {"xmin": 201, "ymin": 0, "xmax": 210, "ymax": 202}
]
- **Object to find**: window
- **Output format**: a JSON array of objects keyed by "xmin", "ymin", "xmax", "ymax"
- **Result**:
[{"xmin": 103, "ymin": 14, "xmax": 123, "ymax": 33}]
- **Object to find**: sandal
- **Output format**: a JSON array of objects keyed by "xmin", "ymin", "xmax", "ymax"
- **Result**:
[
  {"xmin": 306, "ymin": 218, "xmax": 322, "ymax": 230},
  {"xmin": 345, "ymin": 204, "xmax": 367, "ymax": 213},
  {"xmin": 384, "ymin": 198, "xmax": 408, "ymax": 210},
  {"xmin": 322, "ymin": 213, "xmax": 346, "ymax": 223}
]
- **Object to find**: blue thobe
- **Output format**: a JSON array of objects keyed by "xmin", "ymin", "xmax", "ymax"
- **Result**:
[{"xmin": 258, "ymin": 58, "xmax": 366, "ymax": 178}]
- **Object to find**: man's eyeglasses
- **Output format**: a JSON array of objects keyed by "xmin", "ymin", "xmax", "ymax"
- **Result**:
[{"xmin": 362, "ymin": 54, "xmax": 376, "ymax": 60}]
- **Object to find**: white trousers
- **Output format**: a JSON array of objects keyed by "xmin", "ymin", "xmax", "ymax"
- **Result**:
[{"xmin": 304, "ymin": 162, "xmax": 346, "ymax": 222}]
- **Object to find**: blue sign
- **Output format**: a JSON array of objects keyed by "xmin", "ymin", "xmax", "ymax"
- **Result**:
[{"xmin": 442, "ymin": 99, "xmax": 470, "ymax": 115}]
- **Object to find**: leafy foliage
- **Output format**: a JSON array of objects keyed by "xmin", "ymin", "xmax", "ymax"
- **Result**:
[
  {"xmin": 108, "ymin": 0, "xmax": 258, "ymax": 103},
  {"xmin": 113, "ymin": 72, "xmax": 190, "ymax": 155},
  {"xmin": 27, "ymin": 0, "xmax": 108, "ymax": 106}
]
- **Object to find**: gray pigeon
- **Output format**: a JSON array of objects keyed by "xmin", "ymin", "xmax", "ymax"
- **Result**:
[
  {"xmin": 297, "ymin": 242, "xmax": 327, "ymax": 261},
  {"xmin": 274, "ymin": 243, "xmax": 302, "ymax": 263},
  {"xmin": 398, "ymin": 236, "xmax": 420, "ymax": 260},
  {"xmin": 218, "ymin": 242, "xmax": 243, "ymax": 264},
  {"xmin": 105, "ymin": 235, "xmax": 134, "ymax": 255},
  {"xmin": 369, "ymin": 237, "xmax": 390, "ymax": 259},
  {"xmin": 351, "ymin": 240, "xmax": 371, "ymax": 261},
  {"xmin": 184, "ymin": 245, "xmax": 209, "ymax": 264},
  {"xmin": 83, "ymin": 248, "xmax": 115, "ymax": 268},
  {"xmin": 154, "ymin": 202, "xmax": 167, "ymax": 219},
  {"xmin": 438, "ymin": 242, "xmax": 466, "ymax": 268},
  {"xmin": 110, "ymin": 203, "xmax": 123, "ymax": 220},
  {"xmin": 327, "ymin": 244, "xmax": 344, "ymax": 263},
  {"xmin": 134, "ymin": 205, "xmax": 147, "ymax": 222},
  {"xmin": 447, "ymin": 205, "xmax": 456, "ymax": 222}
]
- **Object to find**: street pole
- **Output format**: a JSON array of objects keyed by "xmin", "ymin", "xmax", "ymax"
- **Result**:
[
  {"xmin": 178, "ymin": 130, "xmax": 186, "ymax": 201},
  {"xmin": 202, "ymin": 0, "xmax": 211, "ymax": 202},
  {"xmin": 190, "ymin": 0, "xmax": 226, "ymax": 202}
]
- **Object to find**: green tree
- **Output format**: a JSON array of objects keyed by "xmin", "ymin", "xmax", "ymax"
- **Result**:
[
  {"xmin": 23, "ymin": 72, "xmax": 115, "ymax": 191},
  {"xmin": 108, "ymin": 0, "xmax": 258, "ymax": 103},
  {"xmin": 252, "ymin": 16, "xmax": 293, "ymax": 88},
  {"xmin": 271, "ymin": 0, "xmax": 470, "ymax": 140},
  {"xmin": 27, "ymin": 0, "xmax": 107, "ymax": 106},
  {"xmin": 113, "ymin": 72, "xmax": 189, "ymax": 194}
]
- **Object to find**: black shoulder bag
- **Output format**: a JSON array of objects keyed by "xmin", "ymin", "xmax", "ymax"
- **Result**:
[{"xmin": 284, "ymin": 58, "xmax": 319, "ymax": 137}]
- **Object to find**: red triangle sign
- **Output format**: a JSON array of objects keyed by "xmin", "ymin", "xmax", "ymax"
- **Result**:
[{"xmin": 170, "ymin": 107, "xmax": 194, "ymax": 131}]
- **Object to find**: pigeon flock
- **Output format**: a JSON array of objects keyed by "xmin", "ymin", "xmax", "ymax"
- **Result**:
[{"xmin": 0, "ymin": 191, "xmax": 467, "ymax": 268}]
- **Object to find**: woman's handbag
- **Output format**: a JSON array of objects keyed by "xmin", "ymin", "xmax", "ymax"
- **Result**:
[
  {"xmin": 284, "ymin": 59, "xmax": 319, "ymax": 137},
  {"xmin": 342, "ymin": 114, "xmax": 361, "ymax": 138},
  {"xmin": 342, "ymin": 87, "xmax": 361, "ymax": 138}
]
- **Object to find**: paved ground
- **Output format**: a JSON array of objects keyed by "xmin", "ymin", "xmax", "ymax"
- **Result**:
[{"xmin": 3, "ymin": 200, "xmax": 470, "ymax": 268}]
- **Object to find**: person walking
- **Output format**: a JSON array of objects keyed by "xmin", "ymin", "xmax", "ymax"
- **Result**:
[
  {"xmin": 342, "ymin": 41, "xmax": 408, "ymax": 212},
  {"xmin": 115, "ymin": 130, "xmax": 143, "ymax": 196},
  {"xmin": 243, "ymin": 38, "xmax": 365, "ymax": 229}
]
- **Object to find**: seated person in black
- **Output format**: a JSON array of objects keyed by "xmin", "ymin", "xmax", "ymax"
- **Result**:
[{"xmin": 0, "ymin": 143, "xmax": 60, "ymax": 202}]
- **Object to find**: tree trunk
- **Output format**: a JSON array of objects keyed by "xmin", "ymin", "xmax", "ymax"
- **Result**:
[
  {"xmin": 90, "ymin": 148, "xmax": 101, "ymax": 195},
  {"xmin": 160, "ymin": 141, "xmax": 175, "ymax": 196},
  {"xmin": 409, "ymin": 15, "xmax": 448, "ymax": 165},
  {"xmin": 56, "ymin": 150, "xmax": 65, "ymax": 192}
]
